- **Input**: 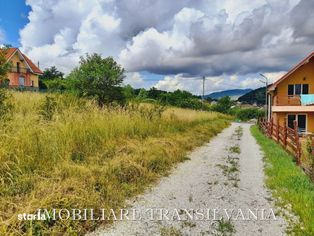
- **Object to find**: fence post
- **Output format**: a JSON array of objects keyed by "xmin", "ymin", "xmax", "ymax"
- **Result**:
[
  {"xmin": 293, "ymin": 120, "xmax": 301, "ymax": 166},
  {"xmin": 269, "ymin": 117, "xmax": 273, "ymax": 138},
  {"xmin": 258, "ymin": 117, "xmax": 261, "ymax": 129},
  {"xmin": 283, "ymin": 118, "xmax": 287, "ymax": 148},
  {"xmin": 276, "ymin": 118, "xmax": 279, "ymax": 142}
]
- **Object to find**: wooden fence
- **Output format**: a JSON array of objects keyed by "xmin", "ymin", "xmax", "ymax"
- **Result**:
[{"xmin": 258, "ymin": 117, "xmax": 301, "ymax": 165}]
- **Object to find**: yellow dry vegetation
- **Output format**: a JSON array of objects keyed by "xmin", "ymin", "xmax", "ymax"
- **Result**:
[{"xmin": 0, "ymin": 92, "xmax": 231, "ymax": 235}]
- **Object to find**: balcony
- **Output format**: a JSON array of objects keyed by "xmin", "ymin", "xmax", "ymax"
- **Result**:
[
  {"xmin": 272, "ymin": 95, "xmax": 314, "ymax": 112},
  {"xmin": 10, "ymin": 66, "xmax": 31, "ymax": 74},
  {"xmin": 273, "ymin": 96, "xmax": 301, "ymax": 106}
]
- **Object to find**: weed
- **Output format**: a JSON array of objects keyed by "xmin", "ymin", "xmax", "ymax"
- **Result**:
[
  {"xmin": 234, "ymin": 126, "xmax": 243, "ymax": 140},
  {"xmin": 218, "ymin": 154, "xmax": 240, "ymax": 187},
  {"xmin": 216, "ymin": 218, "xmax": 236, "ymax": 236},
  {"xmin": 160, "ymin": 226, "xmax": 183, "ymax": 236},
  {"xmin": 182, "ymin": 221, "xmax": 196, "ymax": 228},
  {"xmin": 229, "ymin": 145, "xmax": 241, "ymax": 154}
]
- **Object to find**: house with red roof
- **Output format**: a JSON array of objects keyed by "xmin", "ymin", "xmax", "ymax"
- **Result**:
[
  {"xmin": 268, "ymin": 52, "xmax": 314, "ymax": 134},
  {"xmin": 0, "ymin": 47, "xmax": 42, "ymax": 90}
]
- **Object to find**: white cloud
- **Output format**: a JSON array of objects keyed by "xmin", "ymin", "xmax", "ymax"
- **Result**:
[
  {"xmin": 154, "ymin": 72, "xmax": 287, "ymax": 94},
  {"xmin": 155, "ymin": 74, "xmax": 192, "ymax": 92},
  {"xmin": 18, "ymin": 0, "xmax": 314, "ymax": 93},
  {"xmin": 124, "ymin": 72, "xmax": 144, "ymax": 87},
  {"xmin": 118, "ymin": 0, "xmax": 312, "ymax": 78},
  {"xmin": 263, "ymin": 71, "xmax": 287, "ymax": 83},
  {"xmin": 20, "ymin": 0, "xmax": 121, "ymax": 73}
]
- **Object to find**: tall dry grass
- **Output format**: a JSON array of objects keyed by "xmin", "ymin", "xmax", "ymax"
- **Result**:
[{"xmin": 0, "ymin": 92, "xmax": 231, "ymax": 235}]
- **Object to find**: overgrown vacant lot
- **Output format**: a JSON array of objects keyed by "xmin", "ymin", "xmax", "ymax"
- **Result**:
[{"xmin": 0, "ymin": 92, "xmax": 230, "ymax": 235}]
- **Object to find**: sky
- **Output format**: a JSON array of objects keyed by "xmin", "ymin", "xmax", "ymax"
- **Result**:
[{"xmin": 0, "ymin": 0, "xmax": 313, "ymax": 95}]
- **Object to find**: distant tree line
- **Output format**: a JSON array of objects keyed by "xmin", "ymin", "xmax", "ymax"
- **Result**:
[
  {"xmin": 37, "ymin": 53, "xmax": 264, "ymax": 119},
  {"xmin": 38, "ymin": 53, "xmax": 210, "ymax": 110}
]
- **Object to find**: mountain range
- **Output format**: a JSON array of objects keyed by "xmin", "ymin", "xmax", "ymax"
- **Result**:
[{"xmin": 205, "ymin": 89, "xmax": 252, "ymax": 100}]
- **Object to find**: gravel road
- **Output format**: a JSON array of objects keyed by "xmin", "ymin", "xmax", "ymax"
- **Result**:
[{"xmin": 90, "ymin": 123, "xmax": 287, "ymax": 236}]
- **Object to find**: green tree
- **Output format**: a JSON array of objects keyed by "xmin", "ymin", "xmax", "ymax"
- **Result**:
[
  {"xmin": 40, "ymin": 66, "xmax": 64, "ymax": 80},
  {"xmin": 0, "ymin": 47, "xmax": 12, "ymax": 85},
  {"xmin": 39, "ymin": 66, "xmax": 64, "ymax": 90},
  {"xmin": 123, "ymin": 84, "xmax": 135, "ymax": 100},
  {"xmin": 68, "ymin": 54, "xmax": 125, "ymax": 106},
  {"xmin": 212, "ymin": 96, "xmax": 234, "ymax": 114},
  {"xmin": 147, "ymin": 87, "xmax": 167, "ymax": 100},
  {"xmin": 137, "ymin": 88, "xmax": 148, "ymax": 100}
]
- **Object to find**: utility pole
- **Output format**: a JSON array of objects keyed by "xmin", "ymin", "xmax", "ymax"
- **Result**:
[
  {"xmin": 202, "ymin": 76, "xmax": 205, "ymax": 101},
  {"xmin": 260, "ymin": 74, "xmax": 269, "ymax": 120}
]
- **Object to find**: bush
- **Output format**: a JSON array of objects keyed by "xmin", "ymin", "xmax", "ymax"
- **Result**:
[
  {"xmin": 231, "ymin": 108, "xmax": 265, "ymax": 121},
  {"xmin": 211, "ymin": 96, "xmax": 234, "ymax": 114},
  {"xmin": 44, "ymin": 78, "xmax": 68, "ymax": 92}
]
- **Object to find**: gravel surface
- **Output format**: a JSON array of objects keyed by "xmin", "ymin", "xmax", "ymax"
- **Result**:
[{"xmin": 90, "ymin": 123, "xmax": 287, "ymax": 236}]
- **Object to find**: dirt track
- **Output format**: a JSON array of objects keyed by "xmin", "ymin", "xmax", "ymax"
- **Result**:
[{"xmin": 90, "ymin": 123, "xmax": 287, "ymax": 236}]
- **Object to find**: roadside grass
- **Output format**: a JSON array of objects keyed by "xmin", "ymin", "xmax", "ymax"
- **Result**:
[
  {"xmin": 0, "ymin": 92, "xmax": 231, "ymax": 235},
  {"xmin": 251, "ymin": 125, "xmax": 314, "ymax": 235}
]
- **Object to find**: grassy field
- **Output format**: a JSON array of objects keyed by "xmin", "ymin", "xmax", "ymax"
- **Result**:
[
  {"xmin": 251, "ymin": 126, "xmax": 314, "ymax": 235},
  {"xmin": 0, "ymin": 92, "xmax": 231, "ymax": 235}
]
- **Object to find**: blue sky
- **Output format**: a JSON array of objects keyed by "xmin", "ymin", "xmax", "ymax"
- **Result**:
[{"xmin": 0, "ymin": 0, "xmax": 30, "ymax": 46}]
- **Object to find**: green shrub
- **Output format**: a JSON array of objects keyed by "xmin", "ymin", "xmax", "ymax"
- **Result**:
[
  {"xmin": 44, "ymin": 78, "xmax": 68, "ymax": 92},
  {"xmin": 231, "ymin": 108, "xmax": 265, "ymax": 121},
  {"xmin": 210, "ymin": 96, "xmax": 234, "ymax": 114}
]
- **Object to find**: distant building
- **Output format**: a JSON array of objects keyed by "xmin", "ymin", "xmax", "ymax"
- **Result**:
[{"xmin": 0, "ymin": 48, "xmax": 43, "ymax": 90}]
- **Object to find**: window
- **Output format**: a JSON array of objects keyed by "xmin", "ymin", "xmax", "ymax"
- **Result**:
[
  {"xmin": 287, "ymin": 84, "xmax": 309, "ymax": 96},
  {"xmin": 288, "ymin": 84, "xmax": 294, "ymax": 96},
  {"xmin": 298, "ymin": 115, "xmax": 306, "ymax": 132},
  {"xmin": 17, "ymin": 62, "xmax": 20, "ymax": 73},
  {"xmin": 19, "ymin": 76, "xmax": 25, "ymax": 86},
  {"xmin": 295, "ymin": 84, "xmax": 301, "ymax": 95},
  {"xmin": 287, "ymin": 114, "xmax": 306, "ymax": 133},
  {"xmin": 31, "ymin": 81, "xmax": 34, "ymax": 87},
  {"xmin": 302, "ymin": 84, "xmax": 309, "ymax": 94},
  {"xmin": 287, "ymin": 114, "xmax": 296, "ymax": 129}
]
